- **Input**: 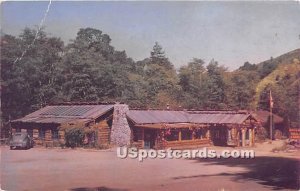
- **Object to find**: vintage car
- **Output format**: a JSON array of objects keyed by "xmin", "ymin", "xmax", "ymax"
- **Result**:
[{"xmin": 10, "ymin": 132, "xmax": 34, "ymax": 150}]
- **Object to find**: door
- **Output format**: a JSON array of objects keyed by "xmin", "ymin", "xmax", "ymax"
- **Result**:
[
  {"xmin": 144, "ymin": 129, "xmax": 156, "ymax": 149},
  {"xmin": 211, "ymin": 127, "xmax": 227, "ymax": 146}
]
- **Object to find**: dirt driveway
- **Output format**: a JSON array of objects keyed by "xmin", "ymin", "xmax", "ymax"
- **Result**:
[{"xmin": 1, "ymin": 141, "xmax": 299, "ymax": 191}]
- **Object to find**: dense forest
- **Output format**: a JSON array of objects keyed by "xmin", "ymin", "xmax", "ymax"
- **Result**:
[{"xmin": 1, "ymin": 27, "xmax": 300, "ymax": 128}]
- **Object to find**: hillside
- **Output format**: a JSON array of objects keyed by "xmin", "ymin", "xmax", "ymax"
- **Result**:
[
  {"xmin": 257, "ymin": 48, "xmax": 300, "ymax": 70},
  {"xmin": 253, "ymin": 48, "xmax": 300, "ymax": 121},
  {"xmin": 255, "ymin": 58, "xmax": 300, "ymax": 106}
]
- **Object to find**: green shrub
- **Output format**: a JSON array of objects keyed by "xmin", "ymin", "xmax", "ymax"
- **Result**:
[
  {"xmin": 256, "ymin": 126, "xmax": 268, "ymax": 141},
  {"xmin": 65, "ymin": 127, "xmax": 85, "ymax": 148}
]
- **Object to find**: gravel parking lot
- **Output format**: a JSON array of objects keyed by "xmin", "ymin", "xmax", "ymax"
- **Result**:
[{"xmin": 1, "ymin": 141, "xmax": 299, "ymax": 191}]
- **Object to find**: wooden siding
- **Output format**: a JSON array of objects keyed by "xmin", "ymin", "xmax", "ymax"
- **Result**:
[
  {"xmin": 131, "ymin": 128, "xmax": 144, "ymax": 148},
  {"xmin": 158, "ymin": 139, "xmax": 211, "ymax": 149},
  {"xmin": 96, "ymin": 120, "xmax": 111, "ymax": 146}
]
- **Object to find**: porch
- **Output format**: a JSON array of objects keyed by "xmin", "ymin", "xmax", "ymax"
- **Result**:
[{"xmin": 131, "ymin": 123, "xmax": 211, "ymax": 149}]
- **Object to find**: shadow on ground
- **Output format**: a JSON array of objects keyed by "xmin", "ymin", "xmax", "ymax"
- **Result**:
[
  {"xmin": 175, "ymin": 156, "xmax": 299, "ymax": 190},
  {"xmin": 70, "ymin": 186, "xmax": 127, "ymax": 191}
]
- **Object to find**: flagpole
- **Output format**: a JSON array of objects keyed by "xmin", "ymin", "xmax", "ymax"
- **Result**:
[
  {"xmin": 269, "ymin": 90, "xmax": 273, "ymax": 141},
  {"xmin": 270, "ymin": 101, "xmax": 272, "ymax": 140}
]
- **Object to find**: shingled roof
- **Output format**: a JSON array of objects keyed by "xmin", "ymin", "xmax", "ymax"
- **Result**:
[
  {"xmin": 127, "ymin": 110, "xmax": 256, "ymax": 125},
  {"xmin": 189, "ymin": 113, "xmax": 253, "ymax": 124},
  {"xmin": 12, "ymin": 105, "xmax": 114, "ymax": 125},
  {"xmin": 252, "ymin": 110, "xmax": 284, "ymax": 124},
  {"xmin": 127, "ymin": 110, "xmax": 189, "ymax": 124}
]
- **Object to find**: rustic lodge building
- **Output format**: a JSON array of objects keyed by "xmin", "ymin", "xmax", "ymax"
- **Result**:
[{"xmin": 11, "ymin": 103, "xmax": 260, "ymax": 148}]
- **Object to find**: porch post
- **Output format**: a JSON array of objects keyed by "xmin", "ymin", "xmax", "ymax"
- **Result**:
[
  {"xmin": 242, "ymin": 128, "xmax": 246, "ymax": 147},
  {"xmin": 252, "ymin": 128, "xmax": 255, "ymax": 146},
  {"xmin": 227, "ymin": 128, "xmax": 232, "ymax": 142},
  {"xmin": 237, "ymin": 130, "xmax": 240, "ymax": 147},
  {"xmin": 232, "ymin": 127, "xmax": 237, "ymax": 142},
  {"xmin": 192, "ymin": 128, "xmax": 195, "ymax": 140},
  {"xmin": 249, "ymin": 129, "xmax": 252, "ymax": 147},
  {"xmin": 141, "ymin": 128, "xmax": 144, "ymax": 148},
  {"xmin": 206, "ymin": 127, "xmax": 210, "ymax": 139},
  {"xmin": 178, "ymin": 129, "xmax": 182, "ymax": 141}
]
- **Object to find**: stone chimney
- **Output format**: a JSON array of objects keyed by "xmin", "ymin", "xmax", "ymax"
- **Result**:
[{"xmin": 110, "ymin": 104, "xmax": 131, "ymax": 146}]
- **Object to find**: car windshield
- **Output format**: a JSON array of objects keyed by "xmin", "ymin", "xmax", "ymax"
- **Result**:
[{"xmin": 12, "ymin": 133, "xmax": 27, "ymax": 141}]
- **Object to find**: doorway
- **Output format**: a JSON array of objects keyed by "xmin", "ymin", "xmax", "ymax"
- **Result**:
[
  {"xmin": 211, "ymin": 127, "xmax": 227, "ymax": 146},
  {"xmin": 144, "ymin": 129, "xmax": 156, "ymax": 149}
]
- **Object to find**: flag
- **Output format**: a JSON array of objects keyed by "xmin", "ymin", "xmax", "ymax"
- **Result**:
[{"xmin": 269, "ymin": 90, "xmax": 274, "ymax": 108}]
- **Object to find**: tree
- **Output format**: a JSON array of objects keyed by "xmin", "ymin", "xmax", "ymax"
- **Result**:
[
  {"xmin": 61, "ymin": 28, "xmax": 134, "ymax": 102},
  {"xmin": 178, "ymin": 58, "xmax": 209, "ymax": 109},
  {"xmin": 134, "ymin": 42, "xmax": 179, "ymax": 107},
  {"xmin": 1, "ymin": 28, "xmax": 64, "ymax": 122},
  {"xmin": 226, "ymin": 71, "xmax": 259, "ymax": 110},
  {"xmin": 239, "ymin": 61, "xmax": 257, "ymax": 71},
  {"xmin": 258, "ymin": 61, "xmax": 279, "ymax": 79},
  {"xmin": 150, "ymin": 42, "xmax": 174, "ymax": 70},
  {"xmin": 2, "ymin": 26, "xmax": 298, "ymax": 132},
  {"xmin": 206, "ymin": 60, "xmax": 227, "ymax": 109}
]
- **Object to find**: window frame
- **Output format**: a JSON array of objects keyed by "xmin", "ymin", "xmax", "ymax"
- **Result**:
[
  {"xmin": 52, "ymin": 129, "xmax": 59, "ymax": 140},
  {"xmin": 181, "ymin": 129, "xmax": 193, "ymax": 141},
  {"xmin": 165, "ymin": 129, "xmax": 179, "ymax": 142}
]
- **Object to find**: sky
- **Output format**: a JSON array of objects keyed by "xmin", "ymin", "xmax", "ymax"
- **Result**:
[{"xmin": 1, "ymin": 1, "xmax": 300, "ymax": 70}]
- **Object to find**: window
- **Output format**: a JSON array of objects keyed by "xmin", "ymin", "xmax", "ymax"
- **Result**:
[
  {"xmin": 195, "ymin": 129, "xmax": 207, "ymax": 139},
  {"xmin": 39, "ymin": 129, "xmax": 45, "ymax": 139},
  {"xmin": 165, "ymin": 129, "xmax": 179, "ymax": 141},
  {"xmin": 52, "ymin": 129, "xmax": 59, "ymax": 140},
  {"xmin": 181, "ymin": 129, "xmax": 192, "ymax": 140}
]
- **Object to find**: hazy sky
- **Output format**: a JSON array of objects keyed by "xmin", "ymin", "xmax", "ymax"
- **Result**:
[{"xmin": 1, "ymin": 1, "xmax": 300, "ymax": 70}]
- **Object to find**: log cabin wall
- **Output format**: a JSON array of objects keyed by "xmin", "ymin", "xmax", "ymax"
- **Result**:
[
  {"xmin": 133, "ymin": 128, "xmax": 144, "ymax": 148},
  {"xmin": 11, "ymin": 123, "xmax": 61, "ymax": 146},
  {"xmin": 10, "ymin": 104, "xmax": 115, "ymax": 148},
  {"xmin": 130, "ymin": 123, "xmax": 256, "ymax": 149},
  {"xmin": 11, "ymin": 119, "xmax": 113, "ymax": 147},
  {"xmin": 58, "ymin": 130, "xmax": 65, "ymax": 144},
  {"xmin": 129, "ymin": 126, "xmax": 144, "ymax": 148},
  {"xmin": 128, "ymin": 119, "xmax": 144, "ymax": 148},
  {"xmin": 162, "ymin": 139, "xmax": 211, "ymax": 149},
  {"xmin": 93, "ymin": 108, "xmax": 114, "ymax": 146},
  {"xmin": 58, "ymin": 120, "xmax": 111, "ymax": 147},
  {"xmin": 96, "ymin": 120, "xmax": 111, "ymax": 146}
]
